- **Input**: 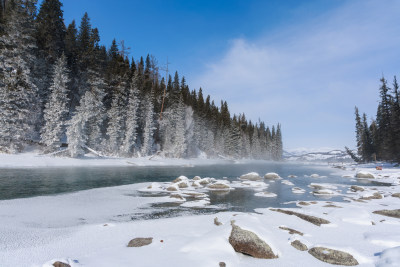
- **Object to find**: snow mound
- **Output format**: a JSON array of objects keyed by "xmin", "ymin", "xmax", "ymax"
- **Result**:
[
  {"xmin": 292, "ymin": 187, "xmax": 306, "ymax": 194},
  {"xmin": 281, "ymin": 180, "xmax": 294, "ymax": 186},
  {"xmin": 255, "ymin": 192, "xmax": 277, "ymax": 198},
  {"xmin": 264, "ymin": 172, "xmax": 280, "ymax": 179},
  {"xmin": 239, "ymin": 172, "xmax": 262, "ymax": 181},
  {"xmin": 356, "ymin": 171, "xmax": 375, "ymax": 179}
]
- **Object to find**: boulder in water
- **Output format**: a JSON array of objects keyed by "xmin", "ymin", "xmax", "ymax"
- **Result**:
[{"xmin": 264, "ymin": 173, "xmax": 280, "ymax": 179}]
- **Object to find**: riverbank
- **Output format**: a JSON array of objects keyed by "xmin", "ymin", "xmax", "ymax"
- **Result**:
[
  {"xmin": 0, "ymin": 151, "xmax": 268, "ymax": 168},
  {"xmin": 0, "ymin": 159, "xmax": 399, "ymax": 266}
]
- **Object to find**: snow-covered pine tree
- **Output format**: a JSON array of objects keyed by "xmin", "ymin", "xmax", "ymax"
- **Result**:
[
  {"xmin": 66, "ymin": 94, "xmax": 88, "ymax": 158},
  {"xmin": 41, "ymin": 54, "xmax": 70, "ymax": 151},
  {"xmin": 106, "ymin": 78, "xmax": 128, "ymax": 155},
  {"xmin": 141, "ymin": 88, "xmax": 155, "ymax": 156},
  {"xmin": 227, "ymin": 116, "xmax": 241, "ymax": 158},
  {"xmin": 265, "ymin": 126, "xmax": 272, "ymax": 160},
  {"xmin": 122, "ymin": 72, "xmax": 140, "ymax": 156},
  {"xmin": 0, "ymin": 0, "xmax": 40, "ymax": 152},
  {"xmin": 66, "ymin": 70, "xmax": 105, "ymax": 158},
  {"xmin": 173, "ymin": 93, "xmax": 187, "ymax": 157},
  {"xmin": 85, "ymin": 69, "xmax": 106, "ymax": 151},
  {"xmin": 275, "ymin": 123, "xmax": 283, "ymax": 160},
  {"xmin": 251, "ymin": 126, "xmax": 261, "ymax": 159}
]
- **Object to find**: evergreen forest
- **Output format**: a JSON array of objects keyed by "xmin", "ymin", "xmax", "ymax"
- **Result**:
[
  {"xmin": 347, "ymin": 76, "xmax": 400, "ymax": 163},
  {"xmin": 0, "ymin": 0, "xmax": 283, "ymax": 160}
]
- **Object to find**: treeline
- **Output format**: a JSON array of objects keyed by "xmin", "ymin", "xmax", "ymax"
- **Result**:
[
  {"xmin": 348, "ymin": 76, "xmax": 400, "ymax": 163},
  {"xmin": 0, "ymin": 0, "xmax": 283, "ymax": 160}
]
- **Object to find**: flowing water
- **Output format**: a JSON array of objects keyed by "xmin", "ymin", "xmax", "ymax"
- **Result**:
[{"xmin": 0, "ymin": 163, "xmax": 378, "ymax": 202}]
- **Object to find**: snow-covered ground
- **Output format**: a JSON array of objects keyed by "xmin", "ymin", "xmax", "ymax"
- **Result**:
[{"xmin": 0, "ymin": 154, "xmax": 399, "ymax": 266}]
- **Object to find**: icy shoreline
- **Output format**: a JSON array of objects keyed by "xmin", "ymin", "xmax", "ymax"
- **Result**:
[{"xmin": 0, "ymin": 157, "xmax": 399, "ymax": 266}]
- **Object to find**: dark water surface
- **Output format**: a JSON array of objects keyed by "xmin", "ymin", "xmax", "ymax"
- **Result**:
[{"xmin": 0, "ymin": 162, "xmax": 378, "ymax": 204}]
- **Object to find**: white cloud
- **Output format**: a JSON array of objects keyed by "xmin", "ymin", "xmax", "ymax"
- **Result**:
[{"xmin": 191, "ymin": 0, "xmax": 400, "ymax": 150}]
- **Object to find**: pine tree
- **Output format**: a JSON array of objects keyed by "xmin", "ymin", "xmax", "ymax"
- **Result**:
[
  {"xmin": 36, "ymin": 0, "xmax": 65, "ymax": 63},
  {"xmin": 361, "ymin": 113, "xmax": 373, "ymax": 161},
  {"xmin": 66, "ymin": 75, "xmax": 105, "ymax": 158},
  {"xmin": 66, "ymin": 95, "xmax": 88, "ymax": 158},
  {"xmin": 77, "ymin": 12, "xmax": 91, "ymax": 63},
  {"xmin": 122, "ymin": 72, "xmax": 140, "ymax": 156},
  {"xmin": 64, "ymin": 20, "xmax": 78, "ymax": 69},
  {"xmin": 354, "ymin": 107, "xmax": 363, "ymax": 157},
  {"xmin": 275, "ymin": 124, "xmax": 283, "ymax": 160},
  {"xmin": 85, "ymin": 69, "xmax": 106, "ymax": 151},
  {"xmin": 375, "ymin": 77, "xmax": 392, "ymax": 160},
  {"xmin": 172, "ymin": 93, "xmax": 187, "ymax": 157},
  {"xmin": 0, "ymin": 0, "xmax": 40, "ymax": 152},
  {"xmin": 106, "ymin": 79, "xmax": 127, "ymax": 155},
  {"xmin": 390, "ymin": 76, "xmax": 400, "ymax": 161},
  {"xmin": 41, "ymin": 54, "xmax": 70, "ymax": 150},
  {"xmin": 141, "ymin": 88, "xmax": 155, "ymax": 156},
  {"xmin": 251, "ymin": 126, "xmax": 261, "ymax": 159}
]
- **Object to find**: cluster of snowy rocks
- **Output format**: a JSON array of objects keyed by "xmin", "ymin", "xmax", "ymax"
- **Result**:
[{"xmin": 138, "ymin": 172, "xmax": 286, "ymax": 208}]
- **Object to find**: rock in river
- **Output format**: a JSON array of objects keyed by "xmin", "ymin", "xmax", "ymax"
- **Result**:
[
  {"xmin": 240, "ymin": 172, "xmax": 262, "ymax": 181},
  {"xmin": 264, "ymin": 172, "xmax": 280, "ymax": 179}
]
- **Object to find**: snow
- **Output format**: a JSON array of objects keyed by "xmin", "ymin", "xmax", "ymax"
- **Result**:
[
  {"xmin": 239, "ymin": 172, "xmax": 262, "ymax": 181},
  {"xmin": 0, "ymin": 159, "xmax": 399, "ymax": 266},
  {"xmin": 376, "ymin": 246, "xmax": 400, "ymax": 267},
  {"xmin": 0, "ymin": 152, "xmax": 245, "ymax": 168},
  {"xmin": 281, "ymin": 179, "xmax": 294, "ymax": 186},
  {"xmin": 292, "ymin": 187, "xmax": 306, "ymax": 194},
  {"xmin": 254, "ymin": 192, "xmax": 277, "ymax": 198}
]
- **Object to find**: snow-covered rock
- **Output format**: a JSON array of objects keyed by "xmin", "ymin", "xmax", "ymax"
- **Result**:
[
  {"xmin": 281, "ymin": 180, "xmax": 294, "ymax": 186},
  {"xmin": 264, "ymin": 172, "xmax": 280, "ymax": 179},
  {"xmin": 229, "ymin": 223, "xmax": 278, "ymax": 259},
  {"xmin": 308, "ymin": 247, "xmax": 358, "ymax": 266},
  {"xmin": 240, "ymin": 172, "xmax": 262, "ymax": 181},
  {"xmin": 166, "ymin": 184, "xmax": 179, "ymax": 191},
  {"xmin": 207, "ymin": 182, "xmax": 231, "ymax": 191},
  {"xmin": 292, "ymin": 187, "xmax": 306, "ymax": 194},
  {"xmin": 356, "ymin": 171, "xmax": 375, "ymax": 179},
  {"xmin": 255, "ymin": 192, "xmax": 277, "ymax": 198},
  {"xmin": 173, "ymin": 175, "xmax": 189, "ymax": 183}
]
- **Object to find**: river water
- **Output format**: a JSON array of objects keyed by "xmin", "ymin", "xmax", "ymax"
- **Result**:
[{"xmin": 0, "ymin": 162, "xmax": 378, "ymax": 204}]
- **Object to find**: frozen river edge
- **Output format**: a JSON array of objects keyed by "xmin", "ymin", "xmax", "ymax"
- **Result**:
[{"xmin": 0, "ymin": 156, "xmax": 399, "ymax": 266}]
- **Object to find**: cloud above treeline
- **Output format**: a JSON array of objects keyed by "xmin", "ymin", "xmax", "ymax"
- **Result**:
[{"xmin": 192, "ymin": 0, "xmax": 400, "ymax": 149}]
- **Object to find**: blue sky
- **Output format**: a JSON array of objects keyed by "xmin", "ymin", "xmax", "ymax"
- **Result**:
[{"xmin": 39, "ymin": 0, "xmax": 400, "ymax": 150}]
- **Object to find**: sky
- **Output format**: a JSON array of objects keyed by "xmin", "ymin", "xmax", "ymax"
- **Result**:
[{"xmin": 39, "ymin": 0, "xmax": 400, "ymax": 151}]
